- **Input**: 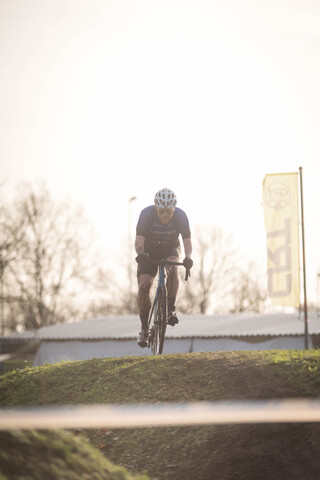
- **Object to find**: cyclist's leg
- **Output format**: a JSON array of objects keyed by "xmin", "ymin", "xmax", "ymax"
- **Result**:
[
  {"xmin": 137, "ymin": 274, "xmax": 153, "ymax": 331},
  {"xmin": 165, "ymin": 255, "xmax": 180, "ymax": 325},
  {"xmin": 136, "ymin": 258, "xmax": 158, "ymax": 347},
  {"xmin": 136, "ymin": 273, "xmax": 153, "ymax": 347},
  {"xmin": 165, "ymin": 246, "xmax": 181, "ymax": 304},
  {"xmin": 165, "ymin": 255, "xmax": 179, "ymax": 301},
  {"xmin": 136, "ymin": 257, "xmax": 157, "ymax": 331}
]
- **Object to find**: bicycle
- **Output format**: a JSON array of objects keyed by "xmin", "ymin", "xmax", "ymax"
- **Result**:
[{"xmin": 147, "ymin": 259, "xmax": 190, "ymax": 355}]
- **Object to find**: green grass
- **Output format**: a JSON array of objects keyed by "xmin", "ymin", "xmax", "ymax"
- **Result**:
[
  {"xmin": 1, "ymin": 350, "xmax": 320, "ymax": 479},
  {"xmin": 0, "ymin": 429, "xmax": 149, "ymax": 480},
  {"xmin": 1, "ymin": 358, "xmax": 33, "ymax": 376}
]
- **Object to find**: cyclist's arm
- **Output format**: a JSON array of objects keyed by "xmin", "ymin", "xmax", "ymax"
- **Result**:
[
  {"xmin": 135, "ymin": 235, "xmax": 146, "ymax": 255},
  {"xmin": 183, "ymin": 237, "xmax": 192, "ymax": 257}
]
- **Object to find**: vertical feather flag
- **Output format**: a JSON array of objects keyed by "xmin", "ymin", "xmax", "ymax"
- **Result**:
[{"xmin": 263, "ymin": 173, "xmax": 300, "ymax": 308}]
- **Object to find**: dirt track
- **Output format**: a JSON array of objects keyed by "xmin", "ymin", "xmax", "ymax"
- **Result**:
[{"xmin": 90, "ymin": 352, "xmax": 320, "ymax": 480}]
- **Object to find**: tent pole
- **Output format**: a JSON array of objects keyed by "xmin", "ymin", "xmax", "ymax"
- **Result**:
[{"xmin": 299, "ymin": 166, "xmax": 309, "ymax": 349}]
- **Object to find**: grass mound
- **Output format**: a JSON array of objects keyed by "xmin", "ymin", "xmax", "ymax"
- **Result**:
[
  {"xmin": 0, "ymin": 429, "xmax": 149, "ymax": 480},
  {"xmin": 1, "ymin": 350, "xmax": 320, "ymax": 479}
]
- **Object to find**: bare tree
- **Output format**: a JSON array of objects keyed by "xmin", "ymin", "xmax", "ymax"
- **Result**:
[
  {"xmin": 84, "ymin": 261, "xmax": 134, "ymax": 317},
  {"xmin": 2, "ymin": 183, "xmax": 112, "ymax": 332},
  {"xmin": 178, "ymin": 225, "xmax": 238, "ymax": 314},
  {"xmin": 0, "ymin": 201, "xmax": 26, "ymax": 335},
  {"xmin": 228, "ymin": 262, "xmax": 268, "ymax": 313},
  {"xmin": 89, "ymin": 237, "xmax": 139, "ymax": 316},
  {"xmin": 177, "ymin": 225, "xmax": 268, "ymax": 315}
]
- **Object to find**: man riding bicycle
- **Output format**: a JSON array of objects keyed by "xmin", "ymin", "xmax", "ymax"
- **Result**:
[{"xmin": 135, "ymin": 188, "xmax": 193, "ymax": 348}]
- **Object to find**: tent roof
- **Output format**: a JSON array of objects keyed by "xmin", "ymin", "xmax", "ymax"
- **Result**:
[{"xmin": 2, "ymin": 313, "xmax": 320, "ymax": 342}]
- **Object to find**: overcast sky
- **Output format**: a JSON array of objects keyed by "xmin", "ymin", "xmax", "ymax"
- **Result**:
[{"xmin": 1, "ymin": 0, "xmax": 320, "ymax": 304}]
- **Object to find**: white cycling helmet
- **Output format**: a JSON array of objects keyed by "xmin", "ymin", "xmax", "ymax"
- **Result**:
[{"xmin": 154, "ymin": 188, "xmax": 177, "ymax": 209}]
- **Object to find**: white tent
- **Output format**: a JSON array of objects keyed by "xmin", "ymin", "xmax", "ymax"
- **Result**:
[{"xmin": 2, "ymin": 313, "xmax": 320, "ymax": 365}]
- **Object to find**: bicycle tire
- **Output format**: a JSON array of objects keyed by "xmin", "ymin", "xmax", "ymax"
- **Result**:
[
  {"xmin": 149, "ymin": 296, "xmax": 157, "ymax": 354},
  {"xmin": 151, "ymin": 298, "xmax": 159, "ymax": 355},
  {"xmin": 155, "ymin": 286, "xmax": 168, "ymax": 355}
]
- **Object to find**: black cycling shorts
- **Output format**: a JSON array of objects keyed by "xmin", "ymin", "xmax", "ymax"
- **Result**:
[{"xmin": 137, "ymin": 247, "xmax": 181, "ymax": 277}]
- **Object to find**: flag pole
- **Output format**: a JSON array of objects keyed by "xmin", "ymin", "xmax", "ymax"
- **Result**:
[{"xmin": 299, "ymin": 166, "xmax": 309, "ymax": 349}]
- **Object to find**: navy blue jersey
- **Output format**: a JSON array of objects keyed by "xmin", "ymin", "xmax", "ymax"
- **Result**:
[{"xmin": 136, "ymin": 206, "xmax": 191, "ymax": 257}]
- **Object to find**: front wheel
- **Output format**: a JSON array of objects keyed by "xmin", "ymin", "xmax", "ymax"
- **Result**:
[{"xmin": 153, "ymin": 286, "xmax": 168, "ymax": 355}]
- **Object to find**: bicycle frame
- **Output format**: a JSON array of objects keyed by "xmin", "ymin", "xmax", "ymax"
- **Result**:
[
  {"xmin": 147, "ymin": 264, "xmax": 166, "ymax": 318},
  {"xmin": 147, "ymin": 259, "xmax": 190, "ymax": 355}
]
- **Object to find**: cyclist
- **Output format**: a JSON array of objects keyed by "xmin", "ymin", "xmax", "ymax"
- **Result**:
[{"xmin": 135, "ymin": 188, "xmax": 193, "ymax": 347}]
